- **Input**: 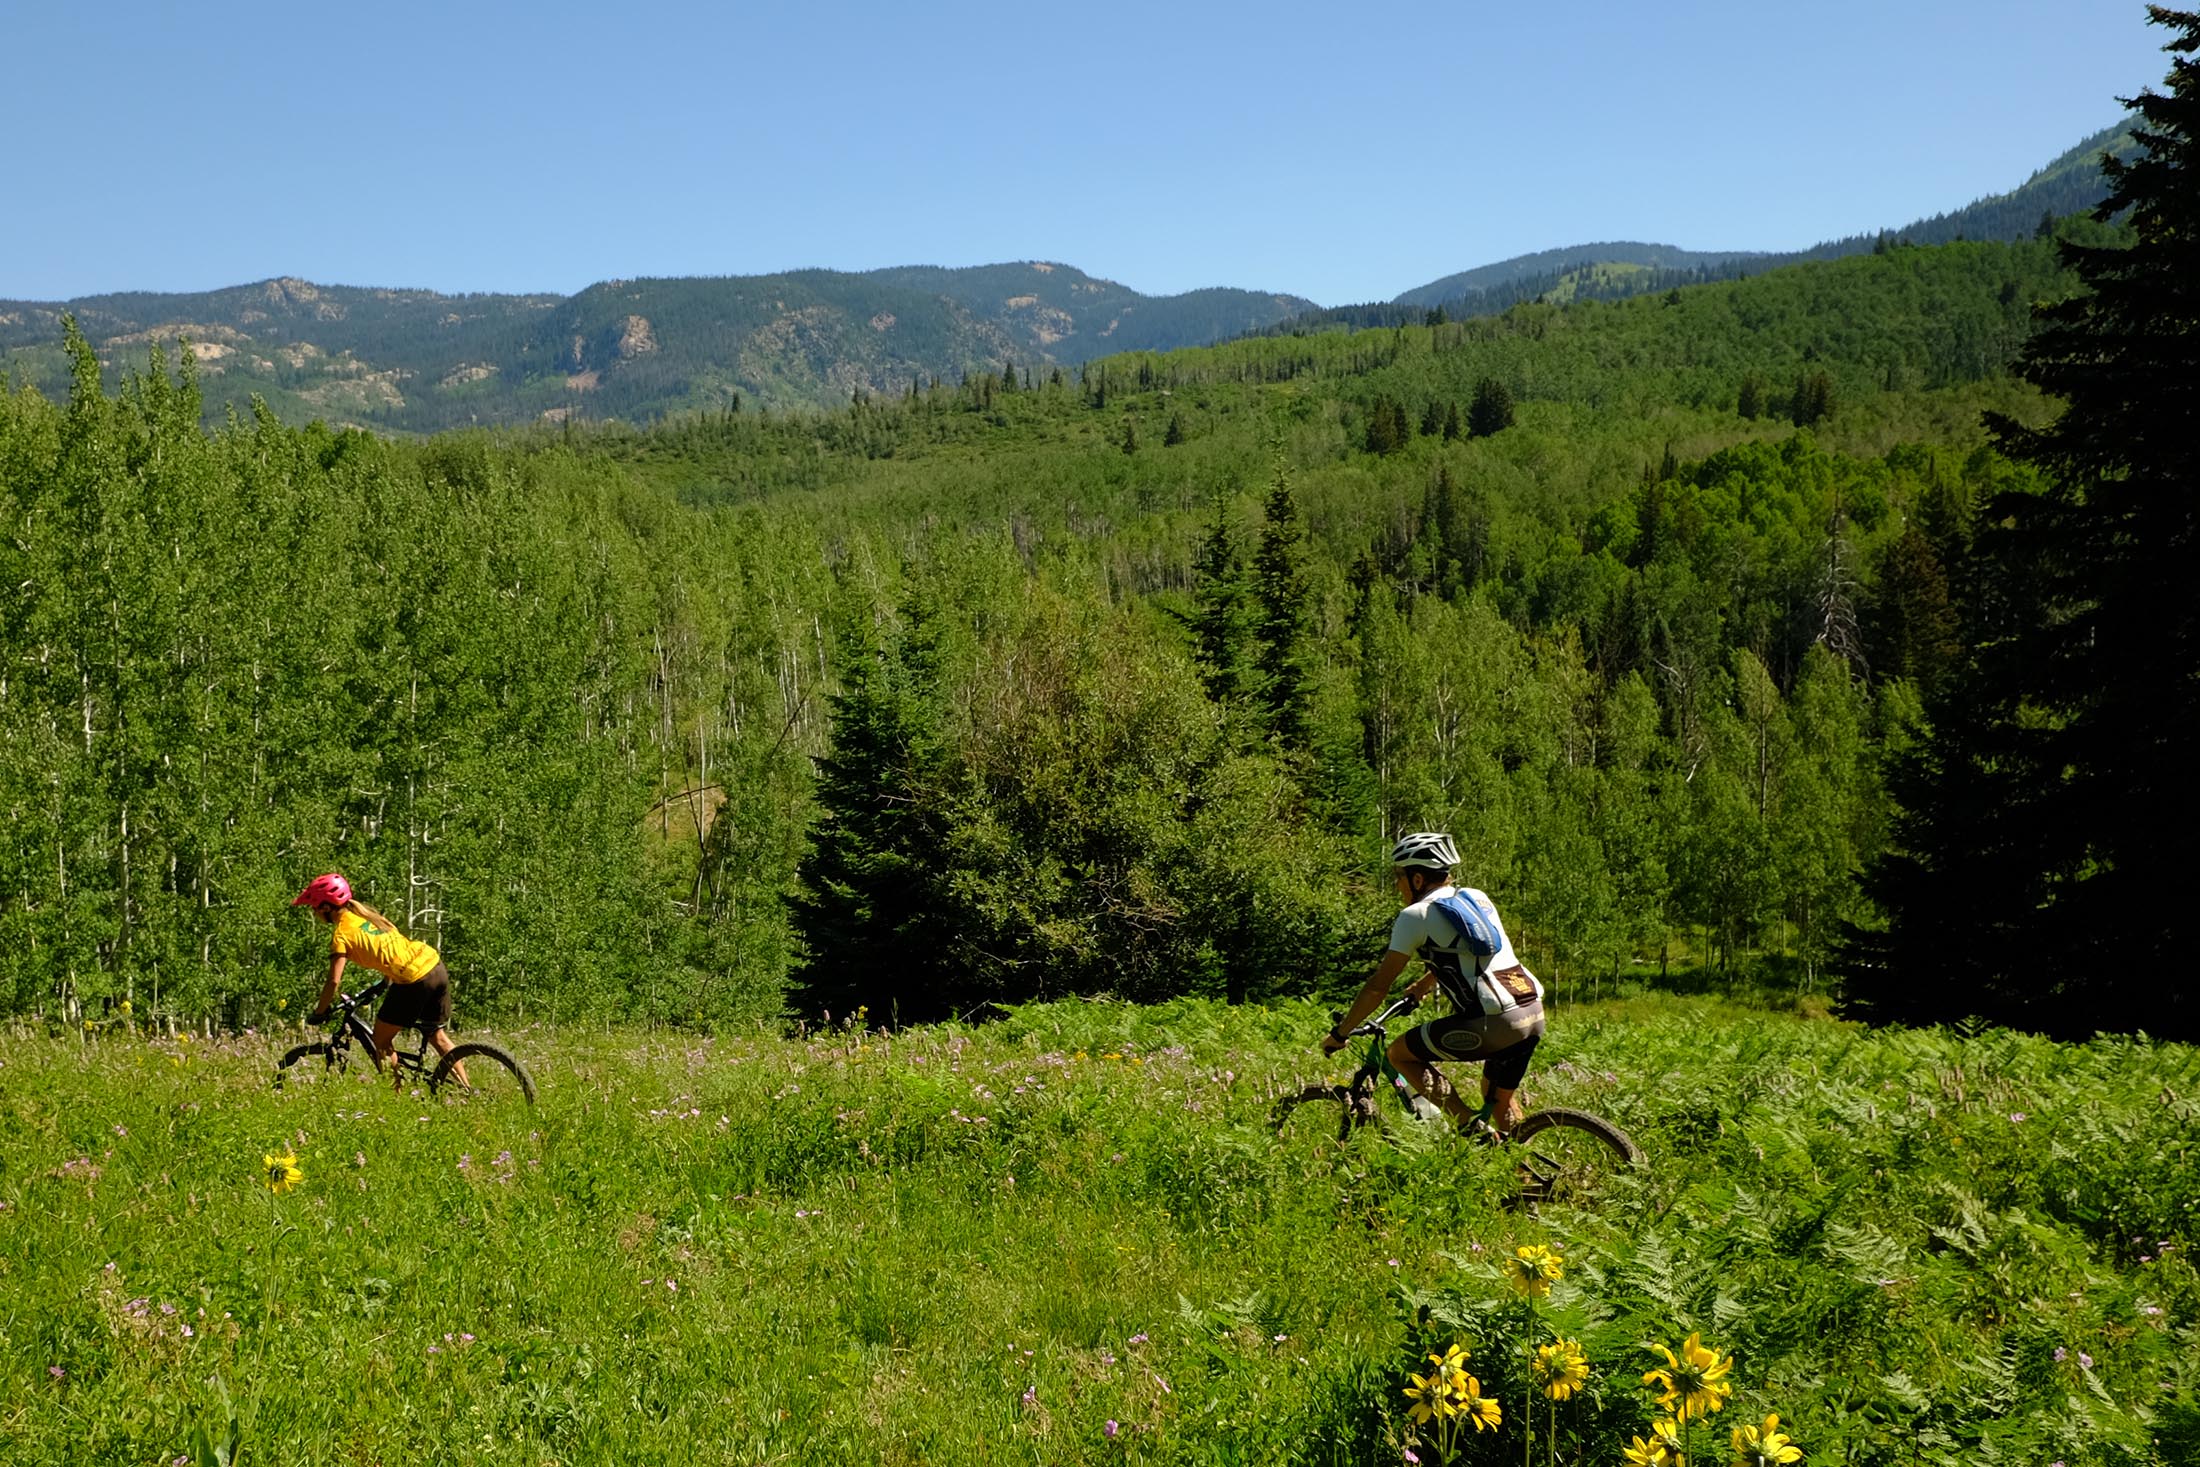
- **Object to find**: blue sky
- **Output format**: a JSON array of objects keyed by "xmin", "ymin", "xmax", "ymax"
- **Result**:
[{"xmin": 1, "ymin": 0, "xmax": 2171, "ymax": 306}]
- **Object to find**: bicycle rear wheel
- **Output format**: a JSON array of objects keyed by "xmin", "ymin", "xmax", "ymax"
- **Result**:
[
  {"xmin": 1508, "ymin": 1107, "xmax": 1643, "ymax": 1208},
  {"xmin": 429, "ymin": 1041, "xmax": 537, "ymax": 1106}
]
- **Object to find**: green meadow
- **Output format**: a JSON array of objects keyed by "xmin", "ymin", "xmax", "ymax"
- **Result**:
[{"xmin": 6, "ymin": 996, "xmax": 2193, "ymax": 1465}]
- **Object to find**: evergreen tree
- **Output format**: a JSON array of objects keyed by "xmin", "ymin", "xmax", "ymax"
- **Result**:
[
  {"xmin": 1441, "ymin": 400, "xmax": 1463, "ymax": 441},
  {"xmin": 1737, "ymin": 376, "xmax": 1763, "ymax": 420},
  {"xmin": 1865, "ymin": 524, "xmax": 1960, "ymax": 691},
  {"xmin": 1420, "ymin": 399, "xmax": 1445, "ymax": 437},
  {"xmin": 1185, "ymin": 502, "xmax": 1256, "ymax": 703},
  {"xmin": 1423, "ymin": 463, "xmax": 1473, "ymax": 601},
  {"xmin": 1364, "ymin": 395, "xmax": 1404, "ymax": 455},
  {"xmin": 1164, "ymin": 411, "xmax": 1186, "ymax": 446},
  {"xmin": 789, "ymin": 596, "xmax": 962, "ymax": 1024},
  {"xmin": 1251, "ymin": 467, "xmax": 1315, "ymax": 746},
  {"xmin": 1850, "ymin": 9, "xmax": 2200, "ymax": 1040},
  {"xmin": 1467, "ymin": 377, "xmax": 1516, "ymax": 437},
  {"xmin": 1790, "ymin": 371, "xmax": 1835, "ymax": 427},
  {"xmin": 1121, "ymin": 417, "xmax": 1139, "ymax": 454},
  {"xmin": 999, "ymin": 358, "xmax": 1018, "ymax": 392}
]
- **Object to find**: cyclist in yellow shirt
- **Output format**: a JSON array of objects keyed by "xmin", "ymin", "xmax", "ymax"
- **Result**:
[{"xmin": 293, "ymin": 873, "xmax": 469, "ymax": 1089}]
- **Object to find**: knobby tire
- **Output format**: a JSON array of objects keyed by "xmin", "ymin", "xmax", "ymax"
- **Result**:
[
  {"xmin": 1507, "ymin": 1105, "xmax": 1644, "ymax": 1206},
  {"xmin": 1271, "ymin": 1082, "xmax": 1379, "ymax": 1144},
  {"xmin": 430, "ymin": 1041, "xmax": 537, "ymax": 1105}
]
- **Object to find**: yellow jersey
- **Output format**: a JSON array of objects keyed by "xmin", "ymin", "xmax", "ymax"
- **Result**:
[{"xmin": 331, "ymin": 908, "xmax": 441, "ymax": 984}]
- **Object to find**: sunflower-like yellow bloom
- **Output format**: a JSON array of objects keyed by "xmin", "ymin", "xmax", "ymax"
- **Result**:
[
  {"xmin": 1732, "ymin": 1412, "xmax": 1803, "ymax": 1465},
  {"xmin": 1504, "ymin": 1243, "xmax": 1566, "ymax": 1297},
  {"xmin": 1623, "ymin": 1432, "xmax": 1675, "ymax": 1467},
  {"xmin": 1403, "ymin": 1343, "xmax": 1475, "ymax": 1424},
  {"xmin": 263, "ymin": 1150, "xmax": 304, "ymax": 1194},
  {"xmin": 1531, "ymin": 1338, "xmax": 1591, "ymax": 1400},
  {"xmin": 1457, "ymin": 1374, "xmax": 1502, "ymax": 1433},
  {"xmin": 1403, "ymin": 1368, "xmax": 1450, "ymax": 1425},
  {"xmin": 1643, "ymin": 1332, "xmax": 1734, "ymax": 1420}
]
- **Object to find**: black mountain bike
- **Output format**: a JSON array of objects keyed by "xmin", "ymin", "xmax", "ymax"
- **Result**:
[
  {"xmin": 1272, "ymin": 996, "xmax": 1643, "ymax": 1206},
  {"xmin": 275, "ymin": 979, "xmax": 536, "ymax": 1104}
]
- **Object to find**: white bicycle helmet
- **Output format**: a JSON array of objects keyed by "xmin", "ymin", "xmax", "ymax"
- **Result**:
[{"xmin": 1389, "ymin": 831, "xmax": 1460, "ymax": 871}]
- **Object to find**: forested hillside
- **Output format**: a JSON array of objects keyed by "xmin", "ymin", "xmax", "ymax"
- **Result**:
[
  {"xmin": 0, "ymin": 123, "xmax": 2126, "ymax": 430},
  {"xmin": 1290, "ymin": 119, "xmax": 2138, "ymax": 334},
  {"xmin": 0, "ymin": 265, "xmax": 1310, "ymax": 428},
  {"xmin": 0, "ymin": 228, "xmax": 2096, "ymax": 1029}
]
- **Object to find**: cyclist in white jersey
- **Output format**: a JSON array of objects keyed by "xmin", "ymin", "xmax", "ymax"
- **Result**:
[{"xmin": 1319, "ymin": 832, "xmax": 1547, "ymax": 1134}]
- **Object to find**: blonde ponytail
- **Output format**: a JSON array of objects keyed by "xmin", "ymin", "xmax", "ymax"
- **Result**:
[{"xmin": 344, "ymin": 897, "xmax": 406, "ymax": 936}]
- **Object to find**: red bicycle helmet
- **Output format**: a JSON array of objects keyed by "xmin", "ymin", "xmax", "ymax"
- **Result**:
[{"xmin": 291, "ymin": 872, "xmax": 352, "ymax": 908}]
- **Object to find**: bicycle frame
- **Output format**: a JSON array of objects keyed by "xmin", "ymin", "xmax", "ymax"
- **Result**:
[
  {"xmin": 1335, "ymin": 996, "xmax": 1488, "ymax": 1127},
  {"xmin": 320, "ymin": 980, "xmax": 439, "ymax": 1077}
]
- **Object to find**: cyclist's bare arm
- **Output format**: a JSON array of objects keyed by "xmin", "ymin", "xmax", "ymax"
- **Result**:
[
  {"xmin": 313, "ymin": 954, "xmax": 347, "ymax": 1019},
  {"xmin": 1322, "ymin": 949, "xmax": 1413, "ymax": 1052}
]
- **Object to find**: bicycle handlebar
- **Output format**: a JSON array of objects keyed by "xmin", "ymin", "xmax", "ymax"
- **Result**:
[
  {"xmin": 1329, "ymin": 993, "xmax": 1421, "ymax": 1040},
  {"xmin": 328, "ymin": 979, "xmax": 389, "ymax": 1018}
]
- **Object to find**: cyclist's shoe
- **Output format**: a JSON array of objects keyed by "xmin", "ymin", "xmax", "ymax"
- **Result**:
[{"xmin": 306, "ymin": 1007, "xmax": 331, "ymax": 1025}]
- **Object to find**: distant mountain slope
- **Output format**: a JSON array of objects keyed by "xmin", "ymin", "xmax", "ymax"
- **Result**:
[
  {"xmin": 1395, "ymin": 243, "xmax": 1771, "ymax": 308},
  {"xmin": 866, "ymin": 262, "xmax": 1314, "ymax": 361},
  {"xmin": 0, "ymin": 262, "xmax": 1310, "ymax": 428},
  {"xmin": 0, "ymin": 120, "xmax": 2136, "ymax": 428},
  {"xmin": 1371, "ymin": 119, "xmax": 2138, "ymax": 324}
]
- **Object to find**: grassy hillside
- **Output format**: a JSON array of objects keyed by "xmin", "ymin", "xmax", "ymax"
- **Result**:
[{"xmin": 6, "ymin": 997, "xmax": 2193, "ymax": 1463}]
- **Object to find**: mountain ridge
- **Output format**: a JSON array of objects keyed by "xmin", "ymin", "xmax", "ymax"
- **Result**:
[{"xmin": 0, "ymin": 119, "xmax": 2135, "ymax": 425}]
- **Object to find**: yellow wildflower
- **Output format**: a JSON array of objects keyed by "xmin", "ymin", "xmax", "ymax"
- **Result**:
[
  {"xmin": 1644, "ymin": 1332, "xmax": 1734, "ymax": 1420},
  {"xmin": 1623, "ymin": 1434, "xmax": 1676, "ymax": 1467},
  {"xmin": 119, "ymin": 999, "xmax": 133, "ymax": 1015},
  {"xmin": 1403, "ymin": 1367, "xmax": 1452, "ymax": 1425},
  {"xmin": 1504, "ymin": 1243, "xmax": 1565, "ymax": 1297},
  {"xmin": 1456, "ymin": 1374, "xmax": 1502, "ymax": 1433},
  {"xmin": 262, "ymin": 1150, "xmax": 304, "ymax": 1194},
  {"xmin": 1531, "ymin": 1338, "xmax": 1591, "ymax": 1400},
  {"xmin": 1732, "ymin": 1412, "xmax": 1803, "ymax": 1466},
  {"xmin": 1403, "ymin": 1343, "xmax": 1474, "ymax": 1425}
]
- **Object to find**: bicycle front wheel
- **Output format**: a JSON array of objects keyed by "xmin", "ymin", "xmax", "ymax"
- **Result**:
[
  {"xmin": 429, "ymin": 1041, "xmax": 537, "ymax": 1106},
  {"xmin": 274, "ymin": 1042, "xmax": 347, "ymax": 1089},
  {"xmin": 1271, "ymin": 1082, "xmax": 1383, "ymax": 1146},
  {"xmin": 1508, "ymin": 1106, "xmax": 1644, "ymax": 1208}
]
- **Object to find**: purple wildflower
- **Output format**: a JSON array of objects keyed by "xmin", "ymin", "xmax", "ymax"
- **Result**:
[
  {"xmin": 48, "ymin": 1365, "xmax": 64, "ymax": 1379},
  {"xmin": 2080, "ymin": 1352, "xmax": 2095, "ymax": 1369},
  {"xmin": 2054, "ymin": 1348, "xmax": 2068, "ymax": 1362},
  {"xmin": 1127, "ymin": 1332, "xmax": 1149, "ymax": 1346},
  {"xmin": 1104, "ymin": 1420, "xmax": 1120, "ymax": 1438}
]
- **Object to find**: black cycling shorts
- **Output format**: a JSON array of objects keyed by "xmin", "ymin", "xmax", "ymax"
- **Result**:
[
  {"xmin": 1402, "ymin": 1001, "xmax": 1545, "ymax": 1091},
  {"xmin": 377, "ymin": 964, "xmax": 452, "ymax": 1032}
]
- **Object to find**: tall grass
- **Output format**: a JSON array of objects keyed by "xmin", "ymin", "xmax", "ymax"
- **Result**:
[{"xmin": 4, "ymin": 998, "xmax": 2192, "ymax": 1464}]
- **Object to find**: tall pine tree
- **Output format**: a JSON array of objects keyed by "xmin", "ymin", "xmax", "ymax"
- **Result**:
[
  {"xmin": 1849, "ymin": 8, "xmax": 2200, "ymax": 1040},
  {"xmin": 789, "ymin": 591, "xmax": 964, "ymax": 1024},
  {"xmin": 1251, "ymin": 466, "xmax": 1315, "ymax": 746}
]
